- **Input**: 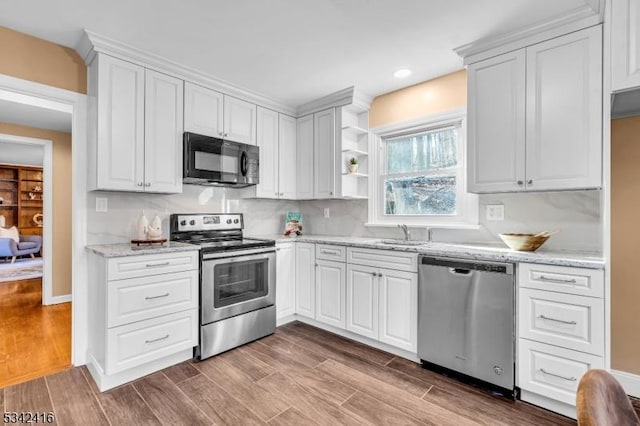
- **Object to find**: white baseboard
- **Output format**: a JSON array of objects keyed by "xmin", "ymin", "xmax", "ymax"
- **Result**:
[
  {"xmin": 611, "ymin": 369, "xmax": 640, "ymax": 398},
  {"xmin": 46, "ymin": 294, "xmax": 71, "ymax": 305}
]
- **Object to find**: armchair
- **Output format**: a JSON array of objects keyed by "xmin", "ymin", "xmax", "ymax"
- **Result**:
[{"xmin": 0, "ymin": 235, "xmax": 42, "ymax": 264}]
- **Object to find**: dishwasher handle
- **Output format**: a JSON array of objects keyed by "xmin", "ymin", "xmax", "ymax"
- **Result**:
[{"xmin": 420, "ymin": 256, "xmax": 514, "ymax": 275}]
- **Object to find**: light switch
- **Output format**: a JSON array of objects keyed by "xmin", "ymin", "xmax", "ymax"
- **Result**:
[
  {"xmin": 486, "ymin": 204, "xmax": 504, "ymax": 221},
  {"xmin": 96, "ymin": 197, "xmax": 108, "ymax": 213}
]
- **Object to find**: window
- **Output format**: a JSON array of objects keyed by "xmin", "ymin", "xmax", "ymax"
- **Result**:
[{"xmin": 369, "ymin": 113, "xmax": 478, "ymax": 227}]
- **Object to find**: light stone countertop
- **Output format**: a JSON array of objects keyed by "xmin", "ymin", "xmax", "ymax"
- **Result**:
[
  {"xmin": 86, "ymin": 241, "xmax": 200, "ymax": 258},
  {"xmin": 251, "ymin": 234, "xmax": 605, "ymax": 269}
]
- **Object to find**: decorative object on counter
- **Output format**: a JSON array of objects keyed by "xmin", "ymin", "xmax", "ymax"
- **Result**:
[
  {"xmin": 499, "ymin": 231, "xmax": 557, "ymax": 251},
  {"xmin": 136, "ymin": 211, "xmax": 148, "ymax": 241},
  {"xmin": 284, "ymin": 211, "xmax": 303, "ymax": 236},
  {"xmin": 348, "ymin": 157, "xmax": 359, "ymax": 173},
  {"xmin": 32, "ymin": 213, "xmax": 43, "ymax": 227},
  {"xmin": 28, "ymin": 192, "xmax": 37, "ymax": 200},
  {"xmin": 130, "ymin": 238, "xmax": 167, "ymax": 246},
  {"xmin": 147, "ymin": 215, "xmax": 163, "ymax": 240}
]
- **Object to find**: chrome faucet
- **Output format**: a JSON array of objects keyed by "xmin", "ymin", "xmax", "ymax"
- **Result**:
[{"xmin": 398, "ymin": 224, "xmax": 411, "ymax": 241}]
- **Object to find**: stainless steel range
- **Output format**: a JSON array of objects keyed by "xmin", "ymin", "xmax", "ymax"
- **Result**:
[{"xmin": 170, "ymin": 213, "xmax": 276, "ymax": 360}]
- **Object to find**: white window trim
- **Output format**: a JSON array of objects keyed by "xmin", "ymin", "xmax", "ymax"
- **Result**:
[{"xmin": 367, "ymin": 108, "xmax": 478, "ymax": 228}]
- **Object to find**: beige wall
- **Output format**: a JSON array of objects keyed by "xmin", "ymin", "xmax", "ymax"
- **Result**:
[
  {"xmin": 0, "ymin": 123, "xmax": 72, "ymax": 297},
  {"xmin": 369, "ymin": 69, "xmax": 467, "ymax": 128},
  {"xmin": 611, "ymin": 117, "xmax": 640, "ymax": 375},
  {"xmin": 0, "ymin": 26, "xmax": 86, "ymax": 94}
]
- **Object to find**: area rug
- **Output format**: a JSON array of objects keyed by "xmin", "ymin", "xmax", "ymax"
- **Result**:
[{"xmin": 0, "ymin": 258, "xmax": 43, "ymax": 282}]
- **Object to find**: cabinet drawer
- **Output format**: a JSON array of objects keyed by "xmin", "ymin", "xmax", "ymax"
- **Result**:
[
  {"xmin": 518, "ymin": 339, "xmax": 604, "ymax": 406},
  {"xmin": 519, "ymin": 288, "xmax": 604, "ymax": 355},
  {"xmin": 347, "ymin": 248, "xmax": 418, "ymax": 272},
  {"xmin": 107, "ymin": 251, "xmax": 198, "ymax": 280},
  {"xmin": 519, "ymin": 263, "xmax": 604, "ymax": 298},
  {"xmin": 316, "ymin": 244, "xmax": 346, "ymax": 262},
  {"xmin": 106, "ymin": 309, "xmax": 197, "ymax": 374},
  {"xmin": 107, "ymin": 270, "xmax": 198, "ymax": 328}
]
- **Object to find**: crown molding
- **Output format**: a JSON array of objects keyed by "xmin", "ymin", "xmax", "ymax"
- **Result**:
[
  {"xmin": 76, "ymin": 30, "xmax": 298, "ymax": 116},
  {"xmin": 454, "ymin": 4, "xmax": 602, "ymax": 65},
  {"xmin": 295, "ymin": 86, "xmax": 373, "ymax": 117}
]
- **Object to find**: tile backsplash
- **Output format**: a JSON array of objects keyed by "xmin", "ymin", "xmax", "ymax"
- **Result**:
[{"xmin": 87, "ymin": 186, "xmax": 602, "ymax": 252}]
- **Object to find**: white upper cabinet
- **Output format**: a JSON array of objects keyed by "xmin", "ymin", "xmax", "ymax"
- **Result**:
[
  {"xmin": 466, "ymin": 25, "xmax": 602, "ymax": 193},
  {"xmin": 224, "ymin": 95, "xmax": 257, "ymax": 145},
  {"xmin": 612, "ymin": 0, "xmax": 640, "ymax": 92},
  {"xmin": 467, "ymin": 50, "xmax": 526, "ymax": 193},
  {"xmin": 256, "ymin": 107, "xmax": 279, "ymax": 198},
  {"xmin": 525, "ymin": 26, "xmax": 602, "ymax": 191},
  {"xmin": 279, "ymin": 114, "xmax": 297, "ymax": 199},
  {"xmin": 144, "ymin": 70, "xmax": 183, "ymax": 193},
  {"xmin": 90, "ymin": 54, "xmax": 183, "ymax": 193},
  {"xmin": 296, "ymin": 114, "xmax": 314, "ymax": 199},
  {"xmin": 314, "ymin": 108, "xmax": 336, "ymax": 198},
  {"xmin": 184, "ymin": 85, "xmax": 257, "ymax": 145},
  {"xmin": 183, "ymin": 82, "xmax": 223, "ymax": 138}
]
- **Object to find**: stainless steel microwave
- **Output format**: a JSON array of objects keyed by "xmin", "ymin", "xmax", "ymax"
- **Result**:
[{"xmin": 183, "ymin": 132, "xmax": 259, "ymax": 187}]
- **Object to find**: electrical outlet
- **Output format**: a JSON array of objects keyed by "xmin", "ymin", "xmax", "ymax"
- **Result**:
[
  {"xmin": 323, "ymin": 208, "xmax": 330, "ymax": 218},
  {"xmin": 96, "ymin": 197, "xmax": 108, "ymax": 213},
  {"xmin": 486, "ymin": 204, "xmax": 504, "ymax": 221}
]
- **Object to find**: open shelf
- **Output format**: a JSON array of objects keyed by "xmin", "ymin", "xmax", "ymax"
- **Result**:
[
  {"xmin": 342, "ymin": 172, "xmax": 368, "ymax": 178},
  {"xmin": 342, "ymin": 148, "xmax": 368, "ymax": 156},
  {"xmin": 341, "ymin": 125, "xmax": 369, "ymax": 137}
]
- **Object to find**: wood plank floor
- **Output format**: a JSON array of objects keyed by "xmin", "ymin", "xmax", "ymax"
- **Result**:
[
  {"xmin": 0, "ymin": 321, "xmax": 585, "ymax": 425},
  {"xmin": 0, "ymin": 278, "xmax": 71, "ymax": 388}
]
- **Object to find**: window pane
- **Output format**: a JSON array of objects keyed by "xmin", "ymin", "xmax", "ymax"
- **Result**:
[
  {"xmin": 384, "ymin": 175, "xmax": 457, "ymax": 215},
  {"xmin": 386, "ymin": 128, "xmax": 458, "ymax": 174}
]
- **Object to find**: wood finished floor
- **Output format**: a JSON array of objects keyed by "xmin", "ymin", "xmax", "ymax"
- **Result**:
[
  {"xmin": 1, "ymin": 321, "xmax": 582, "ymax": 426},
  {"xmin": 0, "ymin": 278, "xmax": 71, "ymax": 388}
]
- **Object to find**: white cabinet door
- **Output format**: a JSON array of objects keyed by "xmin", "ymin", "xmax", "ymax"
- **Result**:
[
  {"xmin": 279, "ymin": 114, "xmax": 297, "ymax": 199},
  {"xmin": 612, "ymin": 0, "xmax": 640, "ymax": 92},
  {"xmin": 96, "ymin": 54, "xmax": 145, "ymax": 191},
  {"xmin": 295, "ymin": 243, "xmax": 315, "ymax": 318},
  {"xmin": 256, "ymin": 107, "xmax": 279, "ymax": 198},
  {"xmin": 378, "ymin": 268, "xmax": 417, "ymax": 352},
  {"xmin": 144, "ymin": 69, "xmax": 183, "ymax": 194},
  {"xmin": 346, "ymin": 264, "xmax": 379, "ymax": 340},
  {"xmin": 467, "ymin": 50, "xmax": 526, "ymax": 193},
  {"xmin": 313, "ymin": 108, "xmax": 336, "ymax": 198},
  {"xmin": 525, "ymin": 26, "xmax": 602, "ymax": 191},
  {"xmin": 276, "ymin": 242, "xmax": 295, "ymax": 319},
  {"xmin": 184, "ymin": 82, "xmax": 224, "ymax": 138},
  {"xmin": 296, "ymin": 114, "xmax": 314, "ymax": 199},
  {"xmin": 315, "ymin": 259, "xmax": 346, "ymax": 328},
  {"xmin": 223, "ymin": 95, "xmax": 257, "ymax": 145}
]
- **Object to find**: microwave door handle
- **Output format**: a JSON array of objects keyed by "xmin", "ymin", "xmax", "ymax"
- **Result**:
[{"xmin": 241, "ymin": 151, "xmax": 248, "ymax": 176}]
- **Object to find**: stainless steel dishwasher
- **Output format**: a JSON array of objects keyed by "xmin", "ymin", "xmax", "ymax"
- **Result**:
[{"xmin": 418, "ymin": 256, "xmax": 515, "ymax": 395}]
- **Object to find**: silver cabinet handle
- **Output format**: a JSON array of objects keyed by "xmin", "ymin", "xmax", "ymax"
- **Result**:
[
  {"xmin": 145, "ymin": 261, "xmax": 170, "ymax": 268},
  {"xmin": 280, "ymin": 192, "xmax": 284, "ymax": 196},
  {"xmin": 371, "ymin": 272, "xmax": 377, "ymax": 276},
  {"xmin": 329, "ymin": 191, "xmax": 333, "ymax": 195},
  {"xmin": 218, "ymin": 132, "xmax": 223, "ymax": 136},
  {"xmin": 538, "ymin": 315, "xmax": 577, "ymax": 325},
  {"xmin": 137, "ymin": 182, "xmax": 144, "ymax": 187},
  {"xmin": 145, "ymin": 292, "xmax": 170, "ymax": 300},
  {"xmin": 315, "ymin": 263, "xmax": 318, "ymax": 267},
  {"xmin": 538, "ymin": 275, "xmax": 577, "ymax": 284},
  {"xmin": 527, "ymin": 179, "xmax": 533, "ymax": 185},
  {"xmin": 224, "ymin": 133, "xmax": 229, "ymax": 137},
  {"xmin": 378, "ymin": 273, "xmax": 383, "ymax": 277},
  {"xmin": 276, "ymin": 248, "xmax": 281, "ymax": 251},
  {"xmin": 145, "ymin": 182, "xmax": 151, "ymax": 187},
  {"xmin": 517, "ymin": 180, "xmax": 523, "ymax": 185},
  {"xmin": 539, "ymin": 368, "xmax": 577, "ymax": 382},
  {"xmin": 145, "ymin": 334, "xmax": 170, "ymax": 344},
  {"xmin": 320, "ymin": 249, "xmax": 340, "ymax": 255}
]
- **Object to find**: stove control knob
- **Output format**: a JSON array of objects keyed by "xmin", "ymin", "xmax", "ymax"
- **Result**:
[
  {"xmin": 180, "ymin": 220, "xmax": 187, "ymax": 226},
  {"xmin": 233, "ymin": 219, "xmax": 239, "ymax": 224},
  {"xmin": 226, "ymin": 219, "xmax": 232, "ymax": 224},
  {"xmin": 189, "ymin": 220, "xmax": 196, "ymax": 226}
]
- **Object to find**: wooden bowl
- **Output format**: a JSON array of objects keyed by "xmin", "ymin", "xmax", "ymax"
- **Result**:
[{"xmin": 499, "ymin": 233, "xmax": 550, "ymax": 251}]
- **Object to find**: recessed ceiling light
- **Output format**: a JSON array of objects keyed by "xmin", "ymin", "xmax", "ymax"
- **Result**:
[{"xmin": 393, "ymin": 69, "xmax": 412, "ymax": 79}]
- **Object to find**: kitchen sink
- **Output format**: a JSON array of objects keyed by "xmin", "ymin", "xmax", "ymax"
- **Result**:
[{"xmin": 378, "ymin": 239, "xmax": 427, "ymax": 246}]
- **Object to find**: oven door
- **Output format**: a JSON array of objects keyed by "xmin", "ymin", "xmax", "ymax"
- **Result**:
[{"xmin": 201, "ymin": 248, "xmax": 275, "ymax": 324}]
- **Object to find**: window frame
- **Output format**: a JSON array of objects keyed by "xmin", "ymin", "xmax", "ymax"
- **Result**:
[{"xmin": 368, "ymin": 110, "xmax": 478, "ymax": 228}]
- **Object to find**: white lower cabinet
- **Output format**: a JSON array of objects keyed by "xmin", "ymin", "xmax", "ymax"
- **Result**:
[
  {"xmin": 276, "ymin": 242, "xmax": 295, "ymax": 320},
  {"xmin": 346, "ymin": 264, "xmax": 379, "ymax": 339},
  {"xmin": 295, "ymin": 242, "xmax": 316, "ymax": 318},
  {"xmin": 378, "ymin": 268, "xmax": 418, "ymax": 352},
  {"xmin": 517, "ymin": 262, "xmax": 605, "ymax": 418},
  {"xmin": 87, "ymin": 249, "xmax": 199, "ymax": 391},
  {"xmin": 315, "ymin": 259, "xmax": 346, "ymax": 328}
]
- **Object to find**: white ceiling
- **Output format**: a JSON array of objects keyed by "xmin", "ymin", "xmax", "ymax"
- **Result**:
[
  {"xmin": 0, "ymin": 99, "xmax": 72, "ymax": 132},
  {"xmin": 0, "ymin": 0, "xmax": 591, "ymax": 106},
  {"xmin": 0, "ymin": 141, "xmax": 44, "ymax": 166}
]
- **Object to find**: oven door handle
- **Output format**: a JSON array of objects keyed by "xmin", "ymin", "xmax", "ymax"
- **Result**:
[{"xmin": 202, "ymin": 248, "xmax": 276, "ymax": 261}]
